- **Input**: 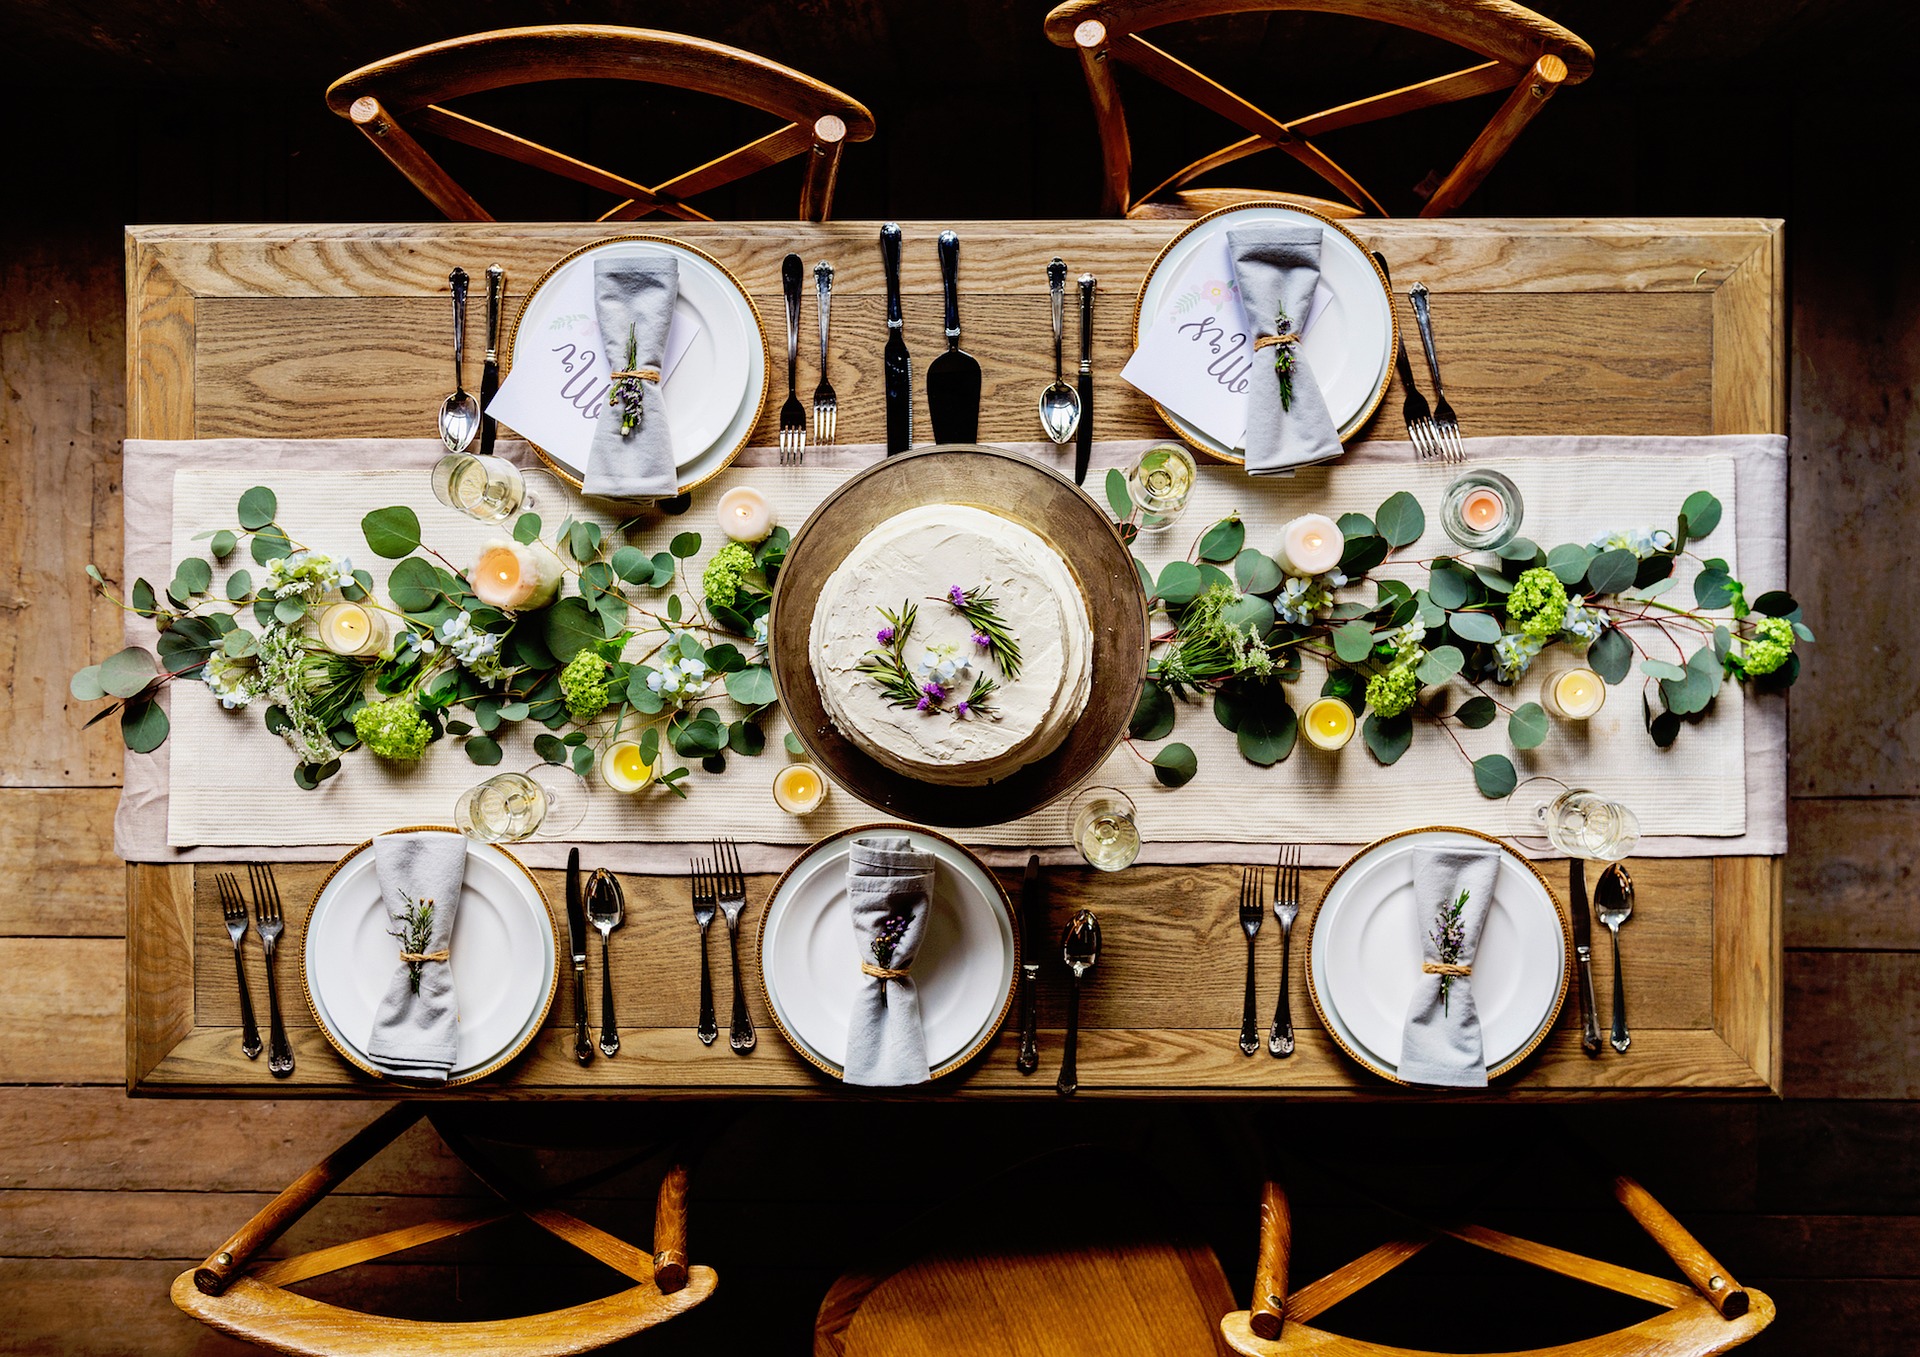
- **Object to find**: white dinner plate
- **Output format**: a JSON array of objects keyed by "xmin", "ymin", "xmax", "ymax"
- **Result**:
[
  {"xmin": 302, "ymin": 829, "xmax": 557, "ymax": 1085},
  {"xmin": 507, "ymin": 237, "xmax": 766, "ymax": 492},
  {"xmin": 1134, "ymin": 202, "xmax": 1393, "ymax": 455},
  {"xmin": 1308, "ymin": 829, "xmax": 1567, "ymax": 1082},
  {"xmin": 758, "ymin": 827, "xmax": 1018, "ymax": 1079}
]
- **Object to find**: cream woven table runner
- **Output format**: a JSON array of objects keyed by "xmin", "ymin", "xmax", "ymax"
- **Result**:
[{"xmin": 119, "ymin": 436, "xmax": 1788, "ymax": 870}]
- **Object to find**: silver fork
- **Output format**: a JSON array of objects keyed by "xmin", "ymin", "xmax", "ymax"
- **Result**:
[
  {"xmin": 215, "ymin": 873, "xmax": 263, "ymax": 1060},
  {"xmin": 811, "ymin": 261, "xmax": 836, "ymax": 445},
  {"xmin": 1373, "ymin": 252, "xmax": 1438, "ymax": 459},
  {"xmin": 1408, "ymin": 282, "xmax": 1464, "ymax": 463},
  {"xmin": 246, "ymin": 863, "xmax": 295, "ymax": 1077},
  {"xmin": 689, "ymin": 858, "xmax": 719, "ymax": 1045},
  {"xmin": 713, "ymin": 838, "xmax": 756, "ymax": 1053},
  {"xmin": 779, "ymin": 253, "xmax": 806, "ymax": 465},
  {"xmin": 1237, "ymin": 866, "xmax": 1264, "ymax": 1056},
  {"xmin": 1269, "ymin": 845, "xmax": 1302, "ymax": 1058}
]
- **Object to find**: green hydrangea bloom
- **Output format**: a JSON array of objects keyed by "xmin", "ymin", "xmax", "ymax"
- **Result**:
[
  {"xmin": 1506, "ymin": 567, "xmax": 1570, "ymax": 640},
  {"xmin": 1365, "ymin": 664, "xmax": 1419, "ymax": 718},
  {"xmin": 352, "ymin": 698, "xmax": 431, "ymax": 761},
  {"xmin": 560, "ymin": 649, "xmax": 611, "ymax": 722},
  {"xmin": 1744, "ymin": 615, "xmax": 1795, "ymax": 676},
  {"xmin": 702, "ymin": 542, "xmax": 755, "ymax": 610}
]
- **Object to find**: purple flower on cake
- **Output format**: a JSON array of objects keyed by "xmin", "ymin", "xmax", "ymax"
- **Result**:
[
  {"xmin": 876, "ymin": 624, "xmax": 895, "ymax": 644},
  {"xmin": 948, "ymin": 585, "xmax": 967, "ymax": 607},
  {"xmin": 915, "ymin": 696, "xmax": 931, "ymax": 711},
  {"xmin": 954, "ymin": 700, "xmax": 971, "ymax": 717},
  {"xmin": 921, "ymin": 681, "xmax": 947, "ymax": 700},
  {"xmin": 971, "ymin": 631, "xmax": 991, "ymax": 648}
]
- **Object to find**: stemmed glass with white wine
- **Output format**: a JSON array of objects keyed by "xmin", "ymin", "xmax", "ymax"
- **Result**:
[
  {"xmin": 1509, "ymin": 776, "xmax": 1639, "ymax": 861},
  {"xmin": 1070, "ymin": 785, "xmax": 1140, "ymax": 871},
  {"xmin": 455, "ymin": 763, "xmax": 588, "ymax": 843},
  {"xmin": 431, "ymin": 452, "xmax": 566, "ymax": 524}
]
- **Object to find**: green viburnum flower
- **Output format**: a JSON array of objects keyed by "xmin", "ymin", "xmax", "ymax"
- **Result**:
[
  {"xmin": 559, "ymin": 649, "xmax": 611, "ymax": 722},
  {"xmin": 701, "ymin": 542, "xmax": 755, "ymax": 610},
  {"xmin": 1743, "ymin": 615, "xmax": 1795, "ymax": 676},
  {"xmin": 352, "ymin": 698, "xmax": 430, "ymax": 761},
  {"xmin": 1365, "ymin": 664, "xmax": 1419, "ymax": 718},
  {"xmin": 1506, "ymin": 567, "xmax": 1570, "ymax": 640}
]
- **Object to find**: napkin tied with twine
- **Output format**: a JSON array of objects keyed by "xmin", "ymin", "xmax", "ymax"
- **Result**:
[
  {"xmin": 584, "ymin": 255, "xmax": 679, "ymax": 501},
  {"xmin": 1226, "ymin": 225, "xmax": 1344, "ymax": 473},
  {"xmin": 843, "ymin": 836, "xmax": 936, "ymax": 1086},
  {"xmin": 365, "ymin": 830, "xmax": 466, "ymax": 1084},
  {"xmin": 1397, "ymin": 844, "xmax": 1501, "ymax": 1087}
]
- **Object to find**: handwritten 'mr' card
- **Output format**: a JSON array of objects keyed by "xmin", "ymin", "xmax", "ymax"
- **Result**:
[{"xmin": 1120, "ymin": 232, "xmax": 1328, "ymax": 451}]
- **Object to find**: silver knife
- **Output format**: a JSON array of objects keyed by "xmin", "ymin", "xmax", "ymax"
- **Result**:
[
  {"xmin": 1570, "ymin": 858, "xmax": 1602, "ymax": 1058},
  {"xmin": 1075, "ymin": 274, "xmax": 1096, "ymax": 484},
  {"xmin": 566, "ymin": 847, "xmax": 593, "ymax": 1065},
  {"xmin": 880, "ymin": 223, "xmax": 912, "ymax": 454},
  {"xmin": 1016, "ymin": 855, "xmax": 1042, "ymax": 1073}
]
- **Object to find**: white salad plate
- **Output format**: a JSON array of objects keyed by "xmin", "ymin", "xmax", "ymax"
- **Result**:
[
  {"xmin": 1133, "ymin": 201, "xmax": 1395, "ymax": 455},
  {"xmin": 758, "ymin": 826, "xmax": 1018, "ymax": 1079},
  {"xmin": 1308, "ymin": 828, "xmax": 1568, "ymax": 1083},
  {"xmin": 302, "ymin": 828, "xmax": 556, "ymax": 1085}
]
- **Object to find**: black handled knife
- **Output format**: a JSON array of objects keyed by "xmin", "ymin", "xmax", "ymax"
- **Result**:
[
  {"xmin": 926, "ymin": 229, "xmax": 981, "ymax": 444},
  {"xmin": 478, "ymin": 264, "xmax": 504, "ymax": 457},
  {"xmin": 1570, "ymin": 858, "xmax": 1602, "ymax": 1058},
  {"xmin": 566, "ymin": 847, "xmax": 593, "ymax": 1066},
  {"xmin": 1075, "ymin": 273, "xmax": 1096, "ymax": 485},
  {"xmin": 1016, "ymin": 854, "xmax": 1043, "ymax": 1074},
  {"xmin": 880, "ymin": 223, "xmax": 912, "ymax": 454}
]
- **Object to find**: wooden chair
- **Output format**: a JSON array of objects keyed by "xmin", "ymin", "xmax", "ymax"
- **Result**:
[
  {"xmin": 1042, "ymin": 0, "xmax": 1594, "ymax": 219},
  {"xmin": 1223, "ymin": 1171, "xmax": 1775, "ymax": 1356},
  {"xmin": 325, "ymin": 25, "xmax": 875, "ymax": 222},
  {"xmin": 171, "ymin": 1105, "xmax": 714, "ymax": 1356}
]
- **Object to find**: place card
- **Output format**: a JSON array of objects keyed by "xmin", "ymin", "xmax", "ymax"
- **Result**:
[{"xmin": 1120, "ymin": 231, "xmax": 1328, "ymax": 452}]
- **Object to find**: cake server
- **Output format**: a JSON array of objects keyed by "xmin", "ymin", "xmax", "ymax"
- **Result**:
[
  {"xmin": 880, "ymin": 223, "xmax": 912, "ymax": 454},
  {"xmin": 926, "ymin": 229, "xmax": 981, "ymax": 444}
]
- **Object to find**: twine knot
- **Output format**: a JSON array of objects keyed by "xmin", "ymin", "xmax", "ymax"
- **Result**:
[
  {"xmin": 860, "ymin": 961, "xmax": 911, "ymax": 981},
  {"xmin": 399, "ymin": 949, "xmax": 450, "ymax": 964},
  {"xmin": 1253, "ymin": 333, "xmax": 1301, "ymax": 351},
  {"xmin": 610, "ymin": 368, "xmax": 661, "ymax": 383},
  {"xmin": 1422, "ymin": 961, "xmax": 1472, "ymax": 977}
]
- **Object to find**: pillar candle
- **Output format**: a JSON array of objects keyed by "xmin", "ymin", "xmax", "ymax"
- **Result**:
[
  {"xmin": 471, "ymin": 536, "xmax": 562, "ymax": 610},
  {"xmin": 1277, "ymin": 513, "xmax": 1344, "ymax": 577},
  {"xmin": 716, "ymin": 486, "xmax": 775, "ymax": 543}
]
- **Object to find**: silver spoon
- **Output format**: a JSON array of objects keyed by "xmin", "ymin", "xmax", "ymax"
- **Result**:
[
  {"xmin": 1595, "ymin": 862, "xmax": 1634, "ymax": 1053},
  {"xmin": 1057, "ymin": 908, "xmax": 1101, "ymax": 1096},
  {"xmin": 1038, "ymin": 257, "xmax": 1082, "ymax": 444},
  {"xmin": 586, "ymin": 868, "xmax": 624, "ymax": 1057},
  {"xmin": 438, "ymin": 267, "xmax": 480, "ymax": 453}
]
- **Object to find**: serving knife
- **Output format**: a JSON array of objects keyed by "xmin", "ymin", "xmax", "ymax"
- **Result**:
[
  {"xmin": 1570, "ymin": 858, "xmax": 1603, "ymax": 1058},
  {"xmin": 1075, "ymin": 273, "xmax": 1096, "ymax": 484},
  {"xmin": 478, "ymin": 264, "xmax": 504, "ymax": 457},
  {"xmin": 566, "ymin": 847, "xmax": 594, "ymax": 1066},
  {"xmin": 880, "ymin": 223, "xmax": 912, "ymax": 454},
  {"xmin": 1016, "ymin": 854, "xmax": 1043, "ymax": 1074},
  {"xmin": 926, "ymin": 229, "xmax": 982, "ymax": 443}
]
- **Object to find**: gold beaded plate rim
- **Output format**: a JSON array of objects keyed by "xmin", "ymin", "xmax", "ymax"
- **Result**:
[
  {"xmin": 1302, "ymin": 825, "xmax": 1572, "ymax": 1087},
  {"xmin": 501, "ymin": 233, "xmax": 771, "ymax": 498},
  {"xmin": 299, "ymin": 826, "xmax": 558, "ymax": 1089}
]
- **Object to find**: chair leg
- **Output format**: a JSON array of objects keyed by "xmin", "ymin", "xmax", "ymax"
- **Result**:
[
  {"xmin": 1613, "ymin": 1174, "xmax": 1751, "ymax": 1319},
  {"xmin": 798, "ymin": 115, "xmax": 848, "ymax": 222},
  {"xmin": 347, "ymin": 95, "xmax": 492, "ymax": 221},
  {"xmin": 653, "ymin": 1161, "xmax": 691, "ymax": 1293},
  {"xmin": 1249, "ymin": 1178, "xmax": 1292, "ymax": 1339}
]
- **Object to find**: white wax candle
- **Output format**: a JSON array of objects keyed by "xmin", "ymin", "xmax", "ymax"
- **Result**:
[
  {"xmin": 1462, "ymin": 488, "xmax": 1506, "ymax": 532},
  {"xmin": 1549, "ymin": 666, "xmax": 1606, "ymax": 720},
  {"xmin": 600, "ymin": 740, "xmax": 655, "ymax": 793},
  {"xmin": 1301, "ymin": 697, "xmax": 1356, "ymax": 751},
  {"xmin": 470, "ymin": 537, "xmax": 562, "ymax": 610},
  {"xmin": 773, "ymin": 763, "xmax": 827, "ymax": 814},
  {"xmin": 1277, "ymin": 513, "xmax": 1343, "ymax": 576},
  {"xmin": 317, "ymin": 601, "xmax": 387, "ymax": 656},
  {"xmin": 716, "ymin": 486, "xmax": 775, "ymax": 543}
]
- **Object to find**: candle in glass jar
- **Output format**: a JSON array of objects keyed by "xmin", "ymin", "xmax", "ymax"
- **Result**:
[
  {"xmin": 600, "ymin": 740, "xmax": 655, "ymax": 793},
  {"xmin": 317, "ymin": 601, "xmax": 387, "ymax": 656},
  {"xmin": 716, "ymin": 486, "xmax": 775, "ymax": 543},
  {"xmin": 1277, "ymin": 513, "xmax": 1344, "ymax": 577},
  {"xmin": 1461, "ymin": 488, "xmax": 1506, "ymax": 532},
  {"xmin": 1548, "ymin": 666, "xmax": 1606, "ymax": 720},
  {"xmin": 1302, "ymin": 697, "xmax": 1356, "ymax": 751},
  {"xmin": 773, "ymin": 763, "xmax": 826, "ymax": 814},
  {"xmin": 471, "ymin": 537, "xmax": 562, "ymax": 610}
]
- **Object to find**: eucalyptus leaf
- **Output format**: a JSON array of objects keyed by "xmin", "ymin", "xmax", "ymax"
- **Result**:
[
  {"xmin": 1374, "ymin": 491, "xmax": 1425, "ymax": 547},
  {"xmin": 1155, "ymin": 560, "xmax": 1203, "ymax": 607},
  {"xmin": 1641, "ymin": 659, "xmax": 1688, "ymax": 682},
  {"xmin": 1235, "ymin": 549, "xmax": 1283, "ymax": 595},
  {"xmin": 1198, "ymin": 516, "xmax": 1245, "ymax": 562},
  {"xmin": 273, "ymin": 597, "xmax": 307, "ymax": 626},
  {"xmin": 221, "ymin": 629, "xmax": 256, "ymax": 659},
  {"xmin": 1473, "ymin": 754, "xmax": 1518, "ymax": 798},
  {"xmin": 544, "ymin": 596, "xmax": 603, "ymax": 661},
  {"xmin": 1693, "ymin": 566, "xmax": 1734, "ymax": 610},
  {"xmin": 725, "ymin": 665, "xmax": 777, "ymax": 708},
  {"xmin": 1546, "ymin": 543, "xmax": 1594, "ymax": 587},
  {"xmin": 131, "ymin": 579, "xmax": 157, "ymax": 614},
  {"xmin": 237, "ymin": 486, "xmax": 278, "ymax": 531},
  {"xmin": 173, "ymin": 557, "xmax": 212, "ymax": 596},
  {"xmin": 99, "ymin": 646, "xmax": 159, "ymax": 698},
  {"xmin": 1426, "ymin": 562, "xmax": 1471, "ymax": 610},
  {"xmin": 1362, "ymin": 712, "xmax": 1413, "ymax": 765},
  {"xmin": 250, "ymin": 526, "xmax": 293, "ymax": 564},
  {"xmin": 1472, "ymin": 566, "xmax": 1513, "ymax": 596},
  {"xmin": 1416, "ymin": 645, "xmax": 1464, "ymax": 685},
  {"xmin": 361, "ymin": 506, "xmax": 423, "ymax": 559},
  {"xmin": 1585, "ymin": 547, "xmax": 1639, "ymax": 597},
  {"xmin": 728, "ymin": 719, "xmax": 766, "ymax": 756},
  {"xmin": 1336, "ymin": 512, "xmax": 1374, "ymax": 539},
  {"xmin": 785, "ymin": 731, "xmax": 805, "ymax": 756},
  {"xmin": 465, "ymin": 734, "xmax": 503, "ymax": 766},
  {"xmin": 530, "ymin": 735, "xmax": 566, "ymax": 765},
  {"xmin": 1495, "ymin": 536, "xmax": 1542, "ymax": 562},
  {"xmin": 1332, "ymin": 621, "xmax": 1375, "ymax": 664},
  {"xmin": 1198, "ymin": 563, "xmax": 1233, "ymax": 596},
  {"xmin": 512, "ymin": 513, "xmax": 543, "ymax": 545},
  {"xmin": 1456, "ymin": 695, "xmax": 1497, "ymax": 729},
  {"xmin": 1751, "ymin": 590, "xmax": 1799, "ymax": 619},
  {"xmin": 705, "ymin": 643, "xmax": 748, "ymax": 675},
  {"xmin": 1105, "ymin": 467, "xmax": 1132, "ymax": 521},
  {"xmin": 1340, "ymin": 535, "xmax": 1388, "ymax": 576},
  {"xmin": 669, "ymin": 531, "xmax": 702, "ymax": 559},
  {"xmin": 1681, "ymin": 490, "xmax": 1723, "ymax": 539},
  {"xmin": 1151, "ymin": 742, "xmax": 1198, "ymax": 788},
  {"xmin": 1507, "ymin": 701, "xmax": 1549, "ymax": 750},
  {"xmin": 569, "ymin": 519, "xmax": 602, "ymax": 564},
  {"xmin": 1588, "ymin": 626, "xmax": 1632, "ymax": 684},
  {"xmin": 225, "ymin": 569, "xmax": 252, "ymax": 602},
  {"xmin": 1237, "ymin": 700, "xmax": 1297, "ymax": 766},
  {"xmin": 1635, "ymin": 577, "xmax": 1676, "ymax": 600},
  {"xmin": 70, "ymin": 665, "xmax": 105, "ymax": 701},
  {"xmin": 611, "ymin": 545, "xmax": 651, "ymax": 583},
  {"xmin": 1130, "ymin": 681, "xmax": 1175, "ymax": 740},
  {"xmin": 121, "ymin": 698, "xmax": 170, "ymax": 754},
  {"xmin": 1221, "ymin": 593, "xmax": 1275, "ymax": 638},
  {"xmin": 1449, "ymin": 610, "xmax": 1503, "ymax": 644},
  {"xmin": 210, "ymin": 529, "xmax": 237, "ymax": 560}
]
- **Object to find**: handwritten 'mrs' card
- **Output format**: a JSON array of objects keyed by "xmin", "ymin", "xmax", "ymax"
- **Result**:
[{"xmin": 1120, "ymin": 231, "xmax": 1328, "ymax": 451}]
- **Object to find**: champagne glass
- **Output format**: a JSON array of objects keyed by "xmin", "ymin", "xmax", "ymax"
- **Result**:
[
  {"xmin": 431, "ymin": 452, "xmax": 565, "ymax": 523},
  {"xmin": 1509, "ymin": 776, "xmax": 1639, "ymax": 861},
  {"xmin": 455, "ymin": 763, "xmax": 587, "ymax": 843},
  {"xmin": 1070, "ymin": 786, "xmax": 1140, "ymax": 871},
  {"xmin": 1125, "ymin": 444, "xmax": 1197, "ymax": 534}
]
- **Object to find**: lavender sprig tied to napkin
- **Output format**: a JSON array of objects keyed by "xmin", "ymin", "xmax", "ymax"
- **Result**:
[
  {"xmin": 844, "ymin": 836, "xmax": 936, "ymax": 1086},
  {"xmin": 585, "ymin": 255, "xmax": 679, "ymax": 501},
  {"xmin": 365, "ymin": 830, "xmax": 466, "ymax": 1084},
  {"xmin": 1397, "ymin": 844, "xmax": 1501, "ymax": 1088},
  {"xmin": 1226, "ymin": 225, "xmax": 1344, "ymax": 473}
]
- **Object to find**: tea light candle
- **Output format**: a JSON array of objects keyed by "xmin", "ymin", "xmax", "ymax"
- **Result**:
[
  {"xmin": 716, "ymin": 486, "xmax": 775, "ymax": 543},
  {"xmin": 773, "ymin": 762, "xmax": 826, "ymax": 814},
  {"xmin": 1302, "ymin": 697, "xmax": 1356, "ymax": 751},
  {"xmin": 1441, "ymin": 470, "xmax": 1523, "ymax": 551},
  {"xmin": 1547, "ymin": 666, "xmax": 1607, "ymax": 720},
  {"xmin": 600, "ymin": 740, "xmax": 656, "ymax": 793},
  {"xmin": 471, "ymin": 537, "xmax": 562, "ymax": 610},
  {"xmin": 317, "ymin": 601, "xmax": 387, "ymax": 657},
  {"xmin": 1461, "ymin": 488, "xmax": 1506, "ymax": 532},
  {"xmin": 1277, "ymin": 513, "xmax": 1344, "ymax": 577}
]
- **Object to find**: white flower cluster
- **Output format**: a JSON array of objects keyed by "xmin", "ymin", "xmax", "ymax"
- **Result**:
[
  {"xmin": 1387, "ymin": 619, "xmax": 1427, "ymax": 662},
  {"xmin": 646, "ymin": 645, "xmax": 709, "ymax": 705},
  {"xmin": 915, "ymin": 643, "xmax": 973, "ymax": 690},
  {"xmin": 1274, "ymin": 569, "xmax": 1347, "ymax": 626},
  {"xmin": 752, "ymin": 614, "xmax": 770, "ymax": 650},
  {"xmin": 1588, "ymin": 527, "xmax": 1674, "ymax": 560},
  {"xmin": 205, "ymin": 652, "xmax": 264, "ymax": 709},
  {"xmin": 264, "ymin": 550, "xmax": 346, "ymax": 602},
  {"xmin": 1494, "ymin": 632, "xmax": 1545, "ymax": 683},
  {"xmin": 437, "ymin": 611, "xmax": 508, "ymax": 684},
  {"xmin": 1562, "ymin": 601, "xmax": 1608, "ymax": 643}
]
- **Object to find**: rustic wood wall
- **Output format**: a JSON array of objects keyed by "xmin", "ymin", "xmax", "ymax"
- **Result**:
[{"xmin": 2, "ymin": 1, "xmax": 1916, "ymax": 1351}]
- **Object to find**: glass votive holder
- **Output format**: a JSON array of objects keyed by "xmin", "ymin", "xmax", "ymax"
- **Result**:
[
  {"xmin": 1440, "ymin": 469, "xmax": 1523, "ymax": 551},
  {"xmin": 1126, "ymin": 444, "xmax": 1197, "ymax": 534},
  {"xmin": 1541, "ymin": 657, "xmax": 1607, "ymax": 721},
  {"xmin": 773, "ymin": 763, "xmax": 827, "ymax": 815},
  {"xmin": 1301, "ymin": 697, "xmax": 1356, "ymax": 751}
]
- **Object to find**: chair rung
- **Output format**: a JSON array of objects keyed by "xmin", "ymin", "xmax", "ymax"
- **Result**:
[{"xmin": 251, "ymin": 1208, "xmax": 512, "ymax": 1287}]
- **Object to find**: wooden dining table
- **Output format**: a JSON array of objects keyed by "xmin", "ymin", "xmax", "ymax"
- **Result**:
[{"xmin": 123, "ymin": 216, "xmax": 1785, "ymax": 1099}]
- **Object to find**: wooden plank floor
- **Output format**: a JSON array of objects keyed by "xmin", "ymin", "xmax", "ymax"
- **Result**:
[{"xmin": 4, "ymin": 1, "xmax": 1919, "ymax": 1349}]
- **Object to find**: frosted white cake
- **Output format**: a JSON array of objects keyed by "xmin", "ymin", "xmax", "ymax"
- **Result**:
[{"xmin": 809, "ymin": 504, "xmax": 1092, "ymax": 786}]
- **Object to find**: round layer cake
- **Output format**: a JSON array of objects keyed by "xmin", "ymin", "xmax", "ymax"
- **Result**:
[{"xmin": 809, "ymin": 504, "xmax": 1092, "ymax": 786}]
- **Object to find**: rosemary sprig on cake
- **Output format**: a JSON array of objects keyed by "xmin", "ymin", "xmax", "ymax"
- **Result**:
[
  {"xmin": 938, "ymin": 584, "xmax": 1023, "ymax": 680},
  {"xmin": 857, "ymin": 601, "xmax": 924, "ymax": 709}
]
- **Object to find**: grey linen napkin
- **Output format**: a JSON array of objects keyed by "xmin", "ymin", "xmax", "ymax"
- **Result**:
[
  {"xmin": 843, "ymin": 836, "xmax": 936, "ymax": 1086},
  {"xmin": 1226, "ymin": 225, "xmax": 1344, "ymax": 473},
  {"xmin": 584, "ymin": 254, "xmax": 680, "ymax": 501},
  {"xmin": 365, "ymin": 830, "xmax": 467, "ymax": 1084},
  {"xmin": 1397, "ymin": 845, "xmax": 1502, "ymax": 1088}
]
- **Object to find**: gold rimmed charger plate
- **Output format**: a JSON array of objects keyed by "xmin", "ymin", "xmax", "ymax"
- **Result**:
[
  {"xmin": 1130, "ymin": 200, "xmax": 1396, "ymax": 464},
  {"xmin": 769, "ymin": 445, "xmax": 1150, "ymax": 828},
  {"xmin": 1303, "ymin": 826, "xmax": 1571, "ymax": 1086},
  {"xmin": 501, "ymin": 233, "xmax": 770, "ymax": 498},
  {"xmin": 299, "ymin": 825, "xmax": 558, "ymax": 1088}
]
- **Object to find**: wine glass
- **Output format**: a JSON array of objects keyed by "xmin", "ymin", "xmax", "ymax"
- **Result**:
[
  {"xmin": 454, "ymin": 763, "xmax": 587, "ymax": 843},
  {"xmin": 431, "ymin": 452, "xmax": 566, "ymax": 523},
  {"xmin": 1069, "ymin": 786, "xmax": 1140, "ymax": 871},
  {"xmin": 1508, "ymin": 776, "xmax": 1639, "ymax": 861}
]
